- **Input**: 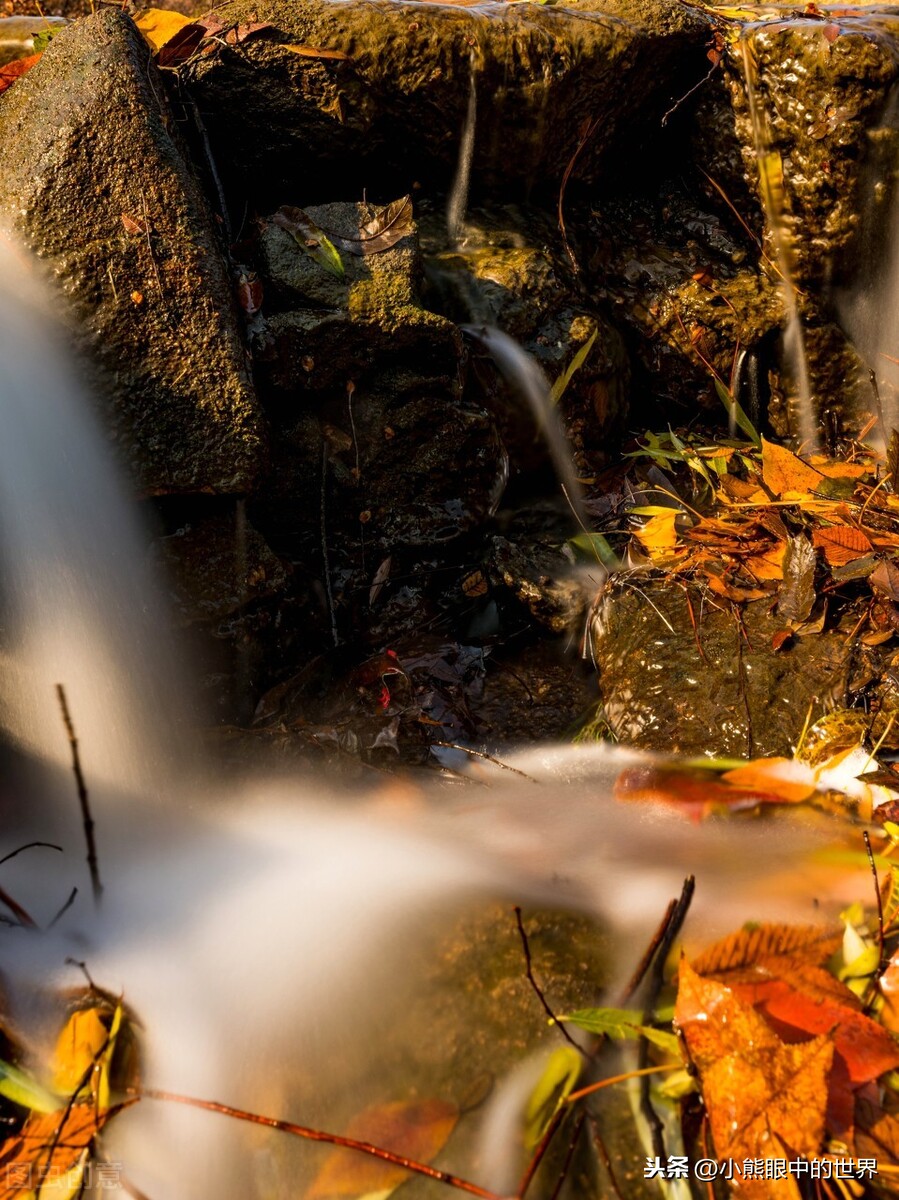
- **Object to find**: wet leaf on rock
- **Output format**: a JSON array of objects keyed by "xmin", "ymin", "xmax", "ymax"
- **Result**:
[
  {"xmin": 283, "ymin": 43, "xmax": 351, "ymax": 60},
  {"xmin": 305, "ymin": 1098, "xmax": 458, "ymax": 1200},
  {"xmin": 271, "ymin": 206, "xmax": 345, "ymax": 279},
  {"xmin": 777, "ymin": 534, "xmax": 816, "ymax": 625},
  {"xmin": 328, "ymin": 197, "xmax": 414, "ymax": 257}
]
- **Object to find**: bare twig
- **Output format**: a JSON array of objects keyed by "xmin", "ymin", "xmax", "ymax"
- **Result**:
[
  {"xmin": 557, "ymin": 116, "xmax": 601, "ymax": 276},
  {"xmin": 588, "ymin": 1116, "xmax": 625, "ymax": 1200},
  {"xmin": 514, "ymin": 906, "xmax": 585, "ymax": 1055},
  {"xmin": 0, "ymin": 841, "xmax": 62, "ymax": 867},
  {"xmin": 140, "ymin": 1089, "xmax": 501, "ymax": 1200},
  {"xmin": 48, "ymin": 887, "xmax": 78, "ymax": 929},
  {"xmin": 321, "ymin": 440, "xmax": 339, "ymax": 647},
  {"xmin": 865, "ymin": 829, "xmax": 886, "ymax": 994},
  {"xmin": 432, "ymin": 743, "xmax": 539, "ymax": 783},
  {"xmin": 548, "ymin": 1111, "xmax": 584, "ymax": 1200},
  {"xmin": 618, "ymin": 897, "xmax": 679, "ymax": 1004},
  {"xmin": 517, "ymin": 1106, "xmax": 567, "ymax": 1200},
  {"xmin": 0, "ymin": 885, "xmax": 36, "ymax": 927},
  {"xmin": 56, "ymin": 684, "xmax": 102, "ymax": 904}
]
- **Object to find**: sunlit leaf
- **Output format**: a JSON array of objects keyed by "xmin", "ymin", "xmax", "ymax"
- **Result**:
[
  {"xmin": 0, "ymin": 1060, "xmax": 59, "ymax": 1115},
  {"xmin": 761, "ymin": 436, "xmax": 826, "ymax": 498},
  {"xmin": 812, "ymin": 524, "xmax": 873, "ymax": 566},
  {"xmin": 691, "ymin": 923, "xmax": 843, "ymax": 977},
  {"xmin": 282, "ymin": 43, "xmax": 351, "ymax": 60},
  {"xmin": 134, "ymin": 8, "xmax": 192, "ymax": 52},
  {"xmin": 271, "ymin": 206, "xmax": 345, "ymax": 279},
  {"xmin": 558, "ymin": 1008, "xmax": 681, "ymax": 1056},
  {"xmin": 550, "ymin": 327, "xmax": 598, "ymax": 407},
  {"xmin": 329, "ymin": 197, "xmax": 414, "ymax": 258}
]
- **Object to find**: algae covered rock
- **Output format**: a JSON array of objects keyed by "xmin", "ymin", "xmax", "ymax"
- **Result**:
[
  {"xmin": 591, "ymin": 576, "xmax": 853, "ymax": 758},
  {"xmin": 184, "ymin": 0, "xmax": 711, "ymax": 200},
  {"xmin": 0, "ymin": 10, "xmax": 267, "ymax": 493},
  {"xmin": 422, "ymin": 206, "xmax": 629, "ymax": 478},
  {"xmin": 251, "ymin": 199, "xmax": 507, "ymax": 552}
]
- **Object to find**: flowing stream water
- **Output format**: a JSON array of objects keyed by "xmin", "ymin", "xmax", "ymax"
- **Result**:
[{"xmin": 0, "ymin": 238, "xmax": 860, "ymax": 1199}]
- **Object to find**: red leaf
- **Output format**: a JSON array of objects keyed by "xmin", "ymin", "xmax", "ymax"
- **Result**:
[{"xmin": 0, "ymin": 53, "xmax": 41, "ymax": 95}]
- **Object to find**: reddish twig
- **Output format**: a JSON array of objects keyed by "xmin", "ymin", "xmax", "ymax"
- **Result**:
[
  {"xmin": 516, "ymin": 1105, "xmax": 567, "ymax": 1200},
  {"xmin": 588, "ymin": 1116, "xmax": 625, "ymax": 1200},
  {"xmin": 140, "ymin": 1089, "xmax": 501, "ymax": 1200},
  {"xmin": 0, "ymin": 884, "xmax": 35, "ymax": 927},
  {"xmin": 548, "ymin": 1111, "xmax": 584, "ymax": 1200}
]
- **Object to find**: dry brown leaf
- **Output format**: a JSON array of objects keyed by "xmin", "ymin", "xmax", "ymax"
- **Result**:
[
  {"xmin": 305, "ymin": 1098, "xmax": 458, "ymax": 1200},
  {"xmin": 762, "ymin": 437, "xmax": 827, "ymax": 498},
  {"xmin": 813, "ymin": 524, "xmax": 873, "ymax": 566},
  {"xmin": 872, "ymin": 560, "xmax": 899, "ymax": 602},
  {"xmin": 691, "ymin": 923, "xmax": 843, "ymax": 977}
]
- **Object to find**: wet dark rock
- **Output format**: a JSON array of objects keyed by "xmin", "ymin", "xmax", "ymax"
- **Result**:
[
  {"xmin": 591, "ymin": 576, "xmax": 854, "ymax": 758},
  {"xmin": 152, "ymin": 508, "xmax": 294, "ymax": 719},
  {"xmin": 251, "ymin": 200, "xmax": 507, "ymax": 553},
  {"xmin": 184, "ymin": 0, "xmax": 711, "ymax": 203},
  {"xmin": 588, "ymin": 185, "xmax": 785, "ymax": 427},
  {"xmin": 0, "ymin": 10, "xmax": 267, "ymax": 493},
  {"xmin": 422, "ymin": 207, "xmax": 629, "ymax": 478},
  {"xmin": 487, "ymin": 536, "xmax": 587, "ymax": 634}
]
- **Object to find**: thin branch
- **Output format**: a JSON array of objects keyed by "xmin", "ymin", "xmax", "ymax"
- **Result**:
[
  {"xmin": 548, "ymin": 1111, "xmax": 584, "ymax": 1200},
  {"xmin": 0, "ymin": 841, "xmax": 62, "ymax": 868},
  {"xmin": 48, "ymin": 887, "xmax": 78, "ymax": 929},
  {"xmin": 865, "ymin": 829, "xmax": 886, "ymax": 993},
  {"xmin": 56, "ymin": 683, "xmax": 102, "ymax": 904},
  {"xmin": 0, "ymin": 884, "xmax": 36, "ymax": 927},
  {"xmin": 618, "ymin": 897, "xmax": 678, "ymax": 1004},
  {"xmin": 514, "ymin": 907, "xmax": 585, "ymax": 1055},
  {"xmin": 516, "ymin": 1105, "xmax": 567, "ymax": 1200},
  {"xmin": 431, "ymin": 743, "xmax": 540, "ymax": 783},
  {"xmin": 140, "ymin": 1089, "xmax": 501, "ymax": 1200},
  {"xmin": 588, "ymin": 1116, "xmax": 626, "ymax": 1200}
]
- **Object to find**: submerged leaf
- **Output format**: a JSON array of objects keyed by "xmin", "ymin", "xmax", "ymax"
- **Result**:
[
  {"xmin": 272, "ymin": 206, "xmax": 345, "ymax": 279},
  {"xmin": 523, "ymin": 1046, "xmax": 581, "ymax": 1150},
  {"xmin": 305, "ymin": 1098, "xmax": 458, "ymax": 1200},
  {"xmin": 777, "ymin": 534, "xmax": 816, "ymax": 625}
]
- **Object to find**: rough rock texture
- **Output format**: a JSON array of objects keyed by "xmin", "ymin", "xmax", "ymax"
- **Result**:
[
  {"xmin": 184, "ymin": 0, "xmax": 711, "ymax": 202},
  {"xmin": 0, "ymin": 10, "xmax": 267, "ymax": 493},
  {"xmin": 692, "ymin": 14, "xmax": 899, "ymax": 436},
  {"xmin": 251, "ymin": 199, "xmax": 507, "ymax": 553},
  {"xmin": 422, "ymin": 206, "xmax": 629, "ymax": 478},
  {"xmin": 591, "ymin": 577, "xmax": 855, "ymax": 758}
]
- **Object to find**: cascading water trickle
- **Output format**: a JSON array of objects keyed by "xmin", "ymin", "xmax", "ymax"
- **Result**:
[{"xmin": 740, "ymin": 35, "xmax": 818, "ymax": 451}]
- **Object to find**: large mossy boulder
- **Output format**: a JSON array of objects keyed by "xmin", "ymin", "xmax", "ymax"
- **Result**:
[
  {"xmin": 184, "ymin": 0, "xmax": 711, "ymax": 203},
  {"xmin": 0, "ymin": 10, "xmax": 268, "ymax": 493}
]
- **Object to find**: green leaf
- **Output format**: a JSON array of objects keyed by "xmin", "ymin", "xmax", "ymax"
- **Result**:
[
  {"xmin": 0, "ymin": 1058, "xmax": 61, "ymax": 1114},
  {"xmin": 657, "ymin": 1067, "xmax": 698, "ymax": 1100},
  {"xmin": 550, "ymin": 327, "xmax": 598, "ymax": 407},
  {"xmin": 523, "ymin": 1046, "xmax": 582, "ymax": 1150},
  {"xmin": 271, "ymin": 205, "xmax": 345, "ymax": 279},
  {"xmin": 567, "ymin": 531, "xmax": 618, "ymax": 568},
  {"xmin": 714, "ymin": 378, "xmax": 760, "ymax": 446},
  {"xmin": 559, "ymin": 1007, "xmax": 681, "ymax": 1057},
  {"xmin": 31, "ymin": 24, "xmax": 64, "ymax": 52}
]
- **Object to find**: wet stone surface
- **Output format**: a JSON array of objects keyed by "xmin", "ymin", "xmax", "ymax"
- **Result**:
[{"xmin": 591, "ymin": 576, "xmax": 856, "ymax": 759}]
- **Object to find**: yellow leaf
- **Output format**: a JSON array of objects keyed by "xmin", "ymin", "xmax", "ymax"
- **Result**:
[
  {"xmin": 135, "ymin": 8, "xmax": 192, "ymax": 52},
  {"xmin": 632, "ymin": 509, "xmax": 679, "ymax": 558},
  {"xmin": 761, "ymin": 437, "xmax": 826, "ymax": 498}
]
